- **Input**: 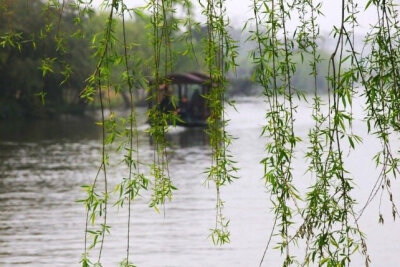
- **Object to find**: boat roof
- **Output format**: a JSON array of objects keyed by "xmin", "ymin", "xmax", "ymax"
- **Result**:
[{"xmin": 151, "ymin": 72, "xmax": 210, "ymax": 85}]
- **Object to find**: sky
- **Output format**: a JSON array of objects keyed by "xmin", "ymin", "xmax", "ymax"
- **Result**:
[
  {"xmin": 91, "ymin": 0, "xmax": 377, "ymax": 35},
  {"xmin": 226, "ymin": 0, "xmax": 375, "ymax": 33}
]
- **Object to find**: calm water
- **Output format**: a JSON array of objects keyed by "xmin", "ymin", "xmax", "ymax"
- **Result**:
[{"xmin": 0, "ymin": 97, "xmax": 399, "ymax": 266}]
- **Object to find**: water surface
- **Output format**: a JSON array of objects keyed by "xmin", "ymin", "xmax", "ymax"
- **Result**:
[{"xmin": 0, "ymin": 98, "xmax": 399, "ymax": 266}]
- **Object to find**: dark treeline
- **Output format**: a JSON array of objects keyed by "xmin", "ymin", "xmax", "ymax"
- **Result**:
[
  {"xmin": 0, "ymin": 0, "xmax": 205, "ymax": 119},
  {"xmin": 0, "ymin": 0, "xmax": 330, "ymax": 119},
  {"xmin": 0, "ymin": 0, "xmax": 93, "ymax": 119}
]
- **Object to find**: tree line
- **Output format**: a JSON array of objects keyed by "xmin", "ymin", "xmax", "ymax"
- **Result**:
[
  {"xmin": 0, "ymin": 0, "xmax": 332, "ymax": 119},
  {"xmin": 0, "ymin": 0, "xmax": 205, "ymax": 119}
]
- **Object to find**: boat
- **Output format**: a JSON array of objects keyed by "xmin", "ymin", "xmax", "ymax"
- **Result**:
[{"xmin": 148, "ymin": 72, "xmax": 211, "ymax": 127}]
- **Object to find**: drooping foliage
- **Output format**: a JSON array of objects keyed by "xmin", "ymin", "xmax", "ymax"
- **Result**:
[{"xmin": 1, "ymin": 0, "xmax": 400, "ymax": 266}]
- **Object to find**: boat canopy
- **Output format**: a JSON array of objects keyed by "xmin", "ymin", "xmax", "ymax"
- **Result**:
[{"xmin": 148, "ymin": 72, "xmax": 211, "ymax": 127}]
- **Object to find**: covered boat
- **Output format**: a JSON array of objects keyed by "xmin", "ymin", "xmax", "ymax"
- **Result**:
[{"xmin": 148, "ymin": 72, "xmax": 211, "ymax": 127}]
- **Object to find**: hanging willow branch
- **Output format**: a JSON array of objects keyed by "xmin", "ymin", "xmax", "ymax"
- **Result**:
[
  {"xmin": 200, "ymin": 0, "xmax": 238, "ymax": 245},
  {"xmin": 113, "ymin": 2, "xmax": 150, "ymax": 266},
  {"xmin": 250, "ymin": 0, "xmax": 300, "ymax": 265},
  {"xmin": 146, "ymin": 0, "xmax": 179, "ymax": 214},
  {"xmin": 357, "ymin": 0, "xmax": 400, "ymax": 222},
  {"xmin": 79, "ymin": 1, "xmax": 118, "ymax": 265},
  {"xmin": 290, "ymin": 0, "xmax": 371, "ymax": 266},
  {"xmin": 295, "ymin": 0, "xmax": 324, "ymax": 264}
]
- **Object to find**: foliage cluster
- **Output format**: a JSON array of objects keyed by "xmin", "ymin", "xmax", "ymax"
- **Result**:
[
  {"xmin": 0, "ymin": 0, "xmax": 205, "ymax": 119},
  {"xmin": 1, "ymin": 0, "xmax": 400, "ymax": 267},
  {"xmin": 0, "ymin": 0, "xmax": 92, "ymax": 118}
]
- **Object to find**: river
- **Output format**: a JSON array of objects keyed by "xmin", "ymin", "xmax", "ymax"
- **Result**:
[{"xmin": 0, "ymin": 97, "xmax": 399, "ymax": 266}]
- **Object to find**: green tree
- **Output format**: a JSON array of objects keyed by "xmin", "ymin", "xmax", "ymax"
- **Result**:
[{"xmin": 0, "ymin": 0, "xmax": 93, "ymax": 118}]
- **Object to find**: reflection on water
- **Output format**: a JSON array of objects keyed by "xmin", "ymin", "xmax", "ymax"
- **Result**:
[
  {"xmin": 0, "ymin": 98, "xmax": 399, "ymax": 266},
  {"xmin": 167, "ymin": 127, "xmax": 209, "ymax": 148},
  {"xmin": 0, "ymin": 117, "xmax": 101, "ymax": 142}
]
